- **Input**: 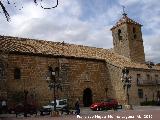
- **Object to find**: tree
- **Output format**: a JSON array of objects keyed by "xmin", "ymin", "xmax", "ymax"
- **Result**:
[{"xmin": 0, "ymin": 0, "xmax": 59, "ymax": 22}]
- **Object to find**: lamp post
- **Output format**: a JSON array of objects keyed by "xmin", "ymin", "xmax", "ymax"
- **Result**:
[
  {"xmin": 121, "ymin": 68, "xmax": 132, "ymax": 109},
  {"xmin": 47, "ymin": 66, "xmax": 61, "ymax": 112}
]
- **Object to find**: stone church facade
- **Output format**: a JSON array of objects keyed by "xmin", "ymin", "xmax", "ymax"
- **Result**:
[{"xmin": 0, "ymin": 13, "xmax": 160, "ymax": 107}]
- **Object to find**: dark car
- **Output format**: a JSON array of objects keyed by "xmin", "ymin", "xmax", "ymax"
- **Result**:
[
  {"xmin": 90, "ymin": 98, "xmax": 118, "ymax": 111},
  {"xmin": 8, "ymin": 103, "xmax": 37, "ymax": 117},
  {"xmin": 39, "ymin": 107, "xmax": 52, "ymax": 116}
]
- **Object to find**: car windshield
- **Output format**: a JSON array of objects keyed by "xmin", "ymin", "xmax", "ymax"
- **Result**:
[
  {"xmin": 59, "ymin": 100, "xmax": 66, "ymax": 105},
  {"xmin": 104, "ymin": 99, "xmax": 113, "ymax": 102}
]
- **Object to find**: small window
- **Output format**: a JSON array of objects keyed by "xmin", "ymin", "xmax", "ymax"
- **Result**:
[
  {"xmin": 137, "ymin": 74, "xmax": 141, "ymax": 85},
  {"xmin": 118, "ymin": 29, "xmax": 122, "ymax": 40},
  {"xmin": 147, "ymin": 74, "xmax": 150, "ymax": 81},
  {"xmin": 134, "ymin": 34, "xmax": 137, "ymax": 39},
  {"xmin": 155, "ymin": 75, "xmax": 158, "ymax": 80},
  {"xmin": 14, "ymin": 68, "xmax": 21, "ymax": 79},
  {"xmin": 133, "ymin": 27, "xmax": 136, "ymax": 33},
  {"xmin": 138, "ymin": 89, "xmax": 143, "ymax": 98}
]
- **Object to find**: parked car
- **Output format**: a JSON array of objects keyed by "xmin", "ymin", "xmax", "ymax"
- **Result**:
[
  {"xmin": 40, "ymin": 99, "xmax": 67, "ymax": 115},
  {"xmin": 39, "ymin": 107, "xmax": 52, "ymax": 116},
  {"xmin": 90, "ymin": 98, "xmax": 118, "ymax": 111},
  {"xmin": 8, "ymin": 103, "xmax": 37, "ymax": 117}
]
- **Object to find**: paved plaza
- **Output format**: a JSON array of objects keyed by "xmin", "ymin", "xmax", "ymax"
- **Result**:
[{"xmin": 0, "ymin": 106, "xmax": 160, "ymax": 120}]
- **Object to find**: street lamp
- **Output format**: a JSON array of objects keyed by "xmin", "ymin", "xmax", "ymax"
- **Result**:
[
  {"xmin": 121, "ymin": 68, "xmax": 132, "ymax": 109},
  {"xmin": 47, "ymin": 66, "xmax": 61, "ymax": 112}
]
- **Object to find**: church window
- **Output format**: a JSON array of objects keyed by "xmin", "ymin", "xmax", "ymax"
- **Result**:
[
  {"xmin": 133, "ymin": 27, "xmax": 136, "ymax": 33},
  {"xmin": 14, "ymin": 68, "xmax": 21, "ymax": 79},
  {"xmin": 133, "ymin": 27, "xmax": 137, "ymax": 39},
  {"xmin": 134, "ymin": 34, "xmax": 137, "ymax": 39},
  {"xmin": 138, "ymin": 89, "xmax": 143, "ymax": 98},
  {"xmin": 118, "ymin": 29, "xmax": 122, "ymax": 40}
]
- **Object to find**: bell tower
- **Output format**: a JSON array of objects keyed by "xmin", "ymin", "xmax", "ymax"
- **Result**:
[{"xmin": 111, "ymin": 11, "xmax": 145, "ymax": 63}]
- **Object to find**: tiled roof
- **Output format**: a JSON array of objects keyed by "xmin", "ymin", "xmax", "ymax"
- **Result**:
[
  {"xmin": 0, "ymin": 35, "xmax": 160, "ymax": 70},
  {"xmin": 111, "ymin": 14, "xmax": 142, "ymax": 30}
]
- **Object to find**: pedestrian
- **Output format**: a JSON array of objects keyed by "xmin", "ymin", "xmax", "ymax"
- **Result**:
[
  {"xmin": 0, "ymin": 100, "xmax": 2, "ymax": 114},
  {"xmin": 2, "ymin": 100, "xmax": 7, "ymax": 113},
  {"xmin": 145, "ymin": 94, "xmax": 148, "ymax": 102},
  {"xmin": 75, "ymin": 99, "xmax": 80, "ymax": 115}
]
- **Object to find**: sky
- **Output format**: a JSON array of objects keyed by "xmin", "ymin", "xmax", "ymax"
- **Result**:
[{"xmin": 0, "ymin": 0, "xmax": 160, "ymax": 63}]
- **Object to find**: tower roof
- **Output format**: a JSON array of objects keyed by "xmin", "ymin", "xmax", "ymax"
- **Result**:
[{"xmin": 111, "ymin": 14, "xmax": 142, "ymax": 30}]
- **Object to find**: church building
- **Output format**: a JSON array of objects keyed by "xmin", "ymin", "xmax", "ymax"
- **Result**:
[{"xmin": 0, "ymin": 13, "xmax": 160, "ymax": 107}]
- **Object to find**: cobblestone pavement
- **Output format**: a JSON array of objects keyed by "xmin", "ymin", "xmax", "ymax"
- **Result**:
[{"xmin": 0, "ymin": 106, "xmax": 160, "ymax": 120}]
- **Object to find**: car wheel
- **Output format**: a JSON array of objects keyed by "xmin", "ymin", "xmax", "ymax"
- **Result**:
[
  {"xmin": 96, "ymin": 107, "xmax": 99, "ymax": 111},
  {"xmin": 96, "ymin": 107, "xmax": 102, "ymax": 111}
]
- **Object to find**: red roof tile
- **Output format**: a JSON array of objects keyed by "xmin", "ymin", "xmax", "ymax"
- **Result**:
[{"xmin": 0, "ymin": 35, "xmax": 160, "ymax": 70}]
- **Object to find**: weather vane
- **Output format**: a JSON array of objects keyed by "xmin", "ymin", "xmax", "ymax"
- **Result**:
[{"xmin": 122, "ymin": 5, "xmax": 127, "ymax": 16}]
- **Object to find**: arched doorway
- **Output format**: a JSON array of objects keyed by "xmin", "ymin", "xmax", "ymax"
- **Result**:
[{"xmin": 83, "ymin": 88, "xmax": 92, "ymax": 107}]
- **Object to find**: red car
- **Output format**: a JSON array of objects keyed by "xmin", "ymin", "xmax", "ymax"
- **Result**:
[{"xmin": 90, "ymin": 98, "xmax": 118, "ymax": 111}]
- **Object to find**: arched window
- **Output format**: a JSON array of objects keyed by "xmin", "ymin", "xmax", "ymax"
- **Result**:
[
  {"xmin": 118, "ymin": 29, "xmax": 122, "ymax": 40},
  {"xmin": 14, "ymin": 68, "xmax": 21, "ymax": 79},
  {"xmin": 133, "ymin": 27, "xmax": 136, "ymax": 33},
  {"xmin": 134, "ymin": 34, "xmax": 137, "ymax": 39},
  {"xmin": 133, "ymin": 27, "xmax": 137, "ymax": 39}
]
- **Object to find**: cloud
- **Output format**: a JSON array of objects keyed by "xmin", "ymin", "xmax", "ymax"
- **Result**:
[
  {"xmin": 144, "ymin": 35, "xmax": 160, "ymax": 62},
  {"xmin": 0, "ymin": 0, "xmax": 160, "ymax": 63},
  {"xmin": 1, "ymin": 0, "xmax": 113, "ymax": 47}
]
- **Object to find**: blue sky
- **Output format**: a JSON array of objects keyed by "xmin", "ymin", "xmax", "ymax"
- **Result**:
[{"xmin": 0, "ymin": 0, "xmax": 160, "ymax": 63}]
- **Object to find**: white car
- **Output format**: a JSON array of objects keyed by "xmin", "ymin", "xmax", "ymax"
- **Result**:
[{"xmin": 42, "ymin": 99, "xmax": 67, "ymax": 110}]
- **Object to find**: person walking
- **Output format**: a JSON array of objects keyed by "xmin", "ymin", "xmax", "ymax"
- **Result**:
[
  {"xmin": 75, "ymin": 99, "xmax": 80, "ymax": 115},
  {"xmin": 145, "ymin": 94, "xmax": 148, "ymax": 102},
  {"xmin": 0, "ymin": 100, "xmax": 2, "ymax": 114},
  {"xmin": 2, "ymin": 100, "xmax": 7, "ymax": 113}
]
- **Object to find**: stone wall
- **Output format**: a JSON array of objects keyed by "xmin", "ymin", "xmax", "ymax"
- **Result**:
[
  {"xmin": 129, "ymin": 69, "xmax": 160, "ymax": 105},
  {"xmin": 107, "ymin": 64, "xmax": 160, "ymax": 105},
  {"xmin": 127, "ymin": 24, "xmax": 145, "ymax": 63},
  {"xmin": 111, "ymin": 23, "xmax": 145, "ymax": 64},
  {"xmin": 0, "ymin": 52, "xmax": 8, "ymax": 99},
  {"xmin": 6, "ymin": 53, "xmax": 110, "ymax": 107},
  {"xmin": 3, "ymin": 53, "xmax": 160, "ymax": 107},
  {"xmin": 112, "ymin": 24, "xmax": 131, "ymax": 59},
  {"xmin": 107, "ymin": 63, "xmax": 126, "ymax": 105}
]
